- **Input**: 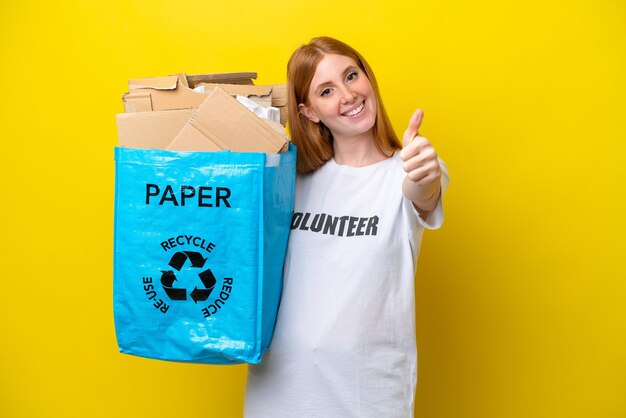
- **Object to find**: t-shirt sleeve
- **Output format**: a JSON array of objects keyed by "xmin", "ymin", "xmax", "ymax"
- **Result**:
[{"xmin": 405, "ymin": 157, "xmax": 450, "ymax": 231}]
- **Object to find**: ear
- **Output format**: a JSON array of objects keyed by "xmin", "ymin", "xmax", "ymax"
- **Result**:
[{"xmin": 298, "ymin": 103, "xmax": 320, "ymax": 123}]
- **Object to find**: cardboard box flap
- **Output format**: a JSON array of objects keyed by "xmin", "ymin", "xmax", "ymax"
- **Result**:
[
  {"xmin": 187, "ymin": 72, "xmax": 257, "ymax": 87},
  {"xmin": 170, "ymin": 87, "xmax": 287, "ymax": 153},
  {"xmin": 128, "ymin": 75, "xmax": 179, "ymax": 90}
]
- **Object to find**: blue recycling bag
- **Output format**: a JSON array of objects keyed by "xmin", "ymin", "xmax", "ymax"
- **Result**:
[{"xmin": 113, "ymin": 144, "xmax": 296, "ymax": 364}]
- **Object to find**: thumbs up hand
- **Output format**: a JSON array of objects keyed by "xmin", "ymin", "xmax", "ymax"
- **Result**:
[{"xmin": 399, "ymin": 109, "xmax": 442, "ymax": 212}]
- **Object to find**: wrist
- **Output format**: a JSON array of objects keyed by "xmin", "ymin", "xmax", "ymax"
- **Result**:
[{"xmin": 402, "ymin": 176, "xmax": 441, "ymax": 209}]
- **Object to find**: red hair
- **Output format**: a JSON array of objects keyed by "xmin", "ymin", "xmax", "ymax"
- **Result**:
[{"xmin": 287, "ymin": 36, "xmax": 401, "ymax": 174}]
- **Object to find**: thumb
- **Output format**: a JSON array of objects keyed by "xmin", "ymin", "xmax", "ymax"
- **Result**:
[{"xmin": 402, "ymin": 109, "xmax": 424, "ymax": 146}]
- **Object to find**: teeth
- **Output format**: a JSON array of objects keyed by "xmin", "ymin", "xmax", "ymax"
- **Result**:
[{"xmin": 344, "ymin": 102, "xmax": 364, "ymax": 117}]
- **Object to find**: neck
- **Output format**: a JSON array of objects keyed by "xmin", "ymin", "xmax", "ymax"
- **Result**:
[{"xmin": 332, "ymin": 130, "xmax": 386, "ymax": 167}]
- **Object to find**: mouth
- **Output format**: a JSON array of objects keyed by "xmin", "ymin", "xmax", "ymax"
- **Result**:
[{"xmin": 341, "ymin": 101, "xmax": 365, "ymax": 117}]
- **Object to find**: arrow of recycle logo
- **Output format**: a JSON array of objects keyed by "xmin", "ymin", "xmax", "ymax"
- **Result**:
[{"xmin": 160, "ymin": 251, "xmax": 216, "ymax": 303}]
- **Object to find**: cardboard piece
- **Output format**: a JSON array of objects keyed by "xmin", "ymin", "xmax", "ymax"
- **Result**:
[
  {"xmin": 166, "ymin": 87, "xmax": 288, "ymax": 153},
  {"xmin": 200, "ymin": 83, "xmax": 272, "ymax": 108},
  {"xmin": 124, "ymin": 80, "xmax": 206, "ymax": 113},
  {"xmin": 116, "ymin": 109, "xmax": 193, "ymax": 149},
  {"xmin": 187, "ymin": 72, "xmax": 257, "ymax": 87},
  {"xmin": 123, "ymin": 72, "xmax": 258, "ymax": 113}
]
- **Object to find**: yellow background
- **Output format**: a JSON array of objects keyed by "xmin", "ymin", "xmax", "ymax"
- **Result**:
[{"xmin": 1, "ymin": 0, "xmax": 625, "ymax": 417}]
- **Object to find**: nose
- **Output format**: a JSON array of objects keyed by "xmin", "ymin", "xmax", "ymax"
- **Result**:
[{"xmin": 339, "ymin": 84, "xmax": 357, "ymax": 104}]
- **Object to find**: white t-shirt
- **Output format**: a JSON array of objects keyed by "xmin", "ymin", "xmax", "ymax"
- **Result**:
[{"xmin": 244, "ymin": 152, "xmax": 449, "ymax": 418}]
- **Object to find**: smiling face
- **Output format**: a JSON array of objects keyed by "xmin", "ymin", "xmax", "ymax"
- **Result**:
[{"xmin": 298, "ymin": 53, "xmax": 378, "ymax": 143}]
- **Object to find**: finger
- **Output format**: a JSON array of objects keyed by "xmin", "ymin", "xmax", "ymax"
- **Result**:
[
  {"xmin": 402, "ymin": 109, "xmax": 424, "ymax": 146},
  {"xmin": 406, "ymin": 165, "xmax": 431, "ymax": 183},
  {"xmin": 402, "ymin": 151, "xmax": 439, "ymax": 173},
  {"xmin": 402, "ymin": 147, "xmax": 437, "ymax": 172},
  {"xmin": 407, "ymin": 161, "xmax": 440, "ymax": 184},
  {"xmin": 399, "ymin": 135, "xmax": 430, "ymax": 161},
  {"xmin": 411, "ymin": 170, "xmax": 439, "ymax": 186}
]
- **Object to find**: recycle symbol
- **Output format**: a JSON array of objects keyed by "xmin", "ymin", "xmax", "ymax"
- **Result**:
[{"xmin": 160, "ymin": 251, "xmax": 216, "ymax": 303}]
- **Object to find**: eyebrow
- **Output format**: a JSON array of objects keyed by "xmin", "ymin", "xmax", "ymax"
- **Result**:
[{"xmin": 313, "ymin": 65, "xmax": 358, "ymax": 94}]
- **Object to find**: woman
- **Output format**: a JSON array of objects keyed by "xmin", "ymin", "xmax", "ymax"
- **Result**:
[{"xmin": 245, "ymin": 36, "xmax": 449, "ymax": 417}]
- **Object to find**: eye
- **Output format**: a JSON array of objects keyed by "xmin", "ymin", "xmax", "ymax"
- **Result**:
[
  {"xmin": 346, "ymin": 71, "xmax": 358, "ymax": 82},
  {"xmin": 320, "ymin": 88, "xmax": 332, "ymax": 97}
]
